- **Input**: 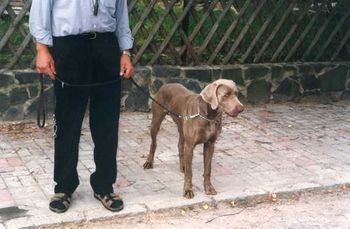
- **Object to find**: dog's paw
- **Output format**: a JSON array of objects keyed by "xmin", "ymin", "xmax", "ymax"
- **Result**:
[
  {"xmin": 183, "ymin": 190, "xmax": 194, "ymax": 199},
  {"xmin": 143, "ymin": 161, "xmax": 153, "ymax": 169},
  {"xmin": 204, "ymin": 184, "xmax": 217, "ymax": 195}
]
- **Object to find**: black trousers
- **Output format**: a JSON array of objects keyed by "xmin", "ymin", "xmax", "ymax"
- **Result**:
[{"xmin": 52, "ymin": 32, "xmax": 121, "ymax": 195}]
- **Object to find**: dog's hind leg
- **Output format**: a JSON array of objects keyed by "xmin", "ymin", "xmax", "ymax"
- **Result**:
[
  {"xmin": 143, "ymin": 103, "xmax": 166, "ymax": 169},
  {"xmin": 172, "ymin": 117, "xmax": 185, "ymax": 173}
]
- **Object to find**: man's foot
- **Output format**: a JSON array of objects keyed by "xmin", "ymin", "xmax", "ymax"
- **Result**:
[
  {"xmin": 94, "ymin": 193, "xmax": 124, "ymax": 212},
  {"xmin": 49, "ymin": 193, "xmax": 71, "ymax": 213}
]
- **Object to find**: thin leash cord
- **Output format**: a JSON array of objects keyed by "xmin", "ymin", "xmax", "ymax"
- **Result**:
[
  {"xmin": 36, "ymin": 75, "xmax": 182, "ymax": 128},
  {"xmin": 128, "ymin": 77, "xmax": 182, "ymax": 119},
  {"xmin": 55, "ymin": 76, "xmax": 122, "ymax": 87},
  {"xmin": 37, "ymin": 74, "xmax": 46, "ymax": 128}
]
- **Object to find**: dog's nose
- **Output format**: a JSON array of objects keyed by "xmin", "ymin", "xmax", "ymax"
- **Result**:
[{"xmin": 237, "ymin": 105, "xmax": 244, "ymax": 113}]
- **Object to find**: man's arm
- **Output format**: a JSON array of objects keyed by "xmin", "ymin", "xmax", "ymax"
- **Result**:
[
  {"xmin": 29, "ymin": 0, "xmax": 56, "ymax": 79},
  {"xmin": 116, "ymin": 0, "xmax": 134, "ymax": 78}
]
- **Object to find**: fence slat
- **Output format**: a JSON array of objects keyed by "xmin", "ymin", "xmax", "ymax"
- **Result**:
[
  {"xmin": 6, "ymin": 32, "xmax": 32, "ymax": 69},
  {"xmin": 271, "ymin": 0, "xmax": 312, "ymax": 62},
  {"xmin": 162, "ymin": 0, "xmax": 198, "ymax": 65},
  {"xmin": 196, "ymin": 0, "xmax": 235, "ymax": 58},
  {"xmin": 315, "ymin": 5, "xmax": 350, "ymax": 61},
  {"xmin": 0, "ymin": 0, "xmax": 11, "ymax": 15},
  {"xmin": 0, "ymin": 0, "xmax": 31, "ymax": 52},
  {"xmin": 284, "ymin": 1, "xmax": 325, "ymax": 62},
  {"xmin": 207, "ymin": 0, "xmax": 251, "ymax": 64},
  {"xmin": 131, "ymin": 0, "xmax": 157, "ymax": 37},
  {"xmin": 132, "ymin": 0, "xmax": 178, "ymax": 64},
  {"xmin": 240, "ymin": 0, "xmax": 285, "ymax": 63},
  {"xmin": 331, "ymin": 25, "xmax": 350, "ymax": 61},
  {"xmin": 149, "ymin": 0, "xmax": 195, "ymax": 64},
  {"xmin": 178, "ymin": 0, "xmax": 220, "ymax": 58},
  {"xmin": 223, "ymin": 0, "xmax": 267, "ymax": 64},
  {"xmin": 253, "ymin": 0, "xmax": 297, "ymax": 63}
]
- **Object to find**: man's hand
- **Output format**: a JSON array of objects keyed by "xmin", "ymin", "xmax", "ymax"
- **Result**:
[
  {"xmin": 35, "ymin": 43, "xmax": 56, "ymax": 80},
  {"xmin": 120, "ymin": 51, "xmax": 133, "ymax": 78}
]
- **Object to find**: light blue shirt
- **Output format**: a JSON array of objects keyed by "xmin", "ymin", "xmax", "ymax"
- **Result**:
[{"xmin": 29, "ymin": 0, "xmax": 133, "ymax": 50}]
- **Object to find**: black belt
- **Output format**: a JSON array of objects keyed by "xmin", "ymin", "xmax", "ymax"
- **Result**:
[{"xmin": 54, "ymin": 32, "xmax": 114, "ymax": 40}]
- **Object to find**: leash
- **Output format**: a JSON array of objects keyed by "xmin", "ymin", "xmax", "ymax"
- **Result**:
[
  {"xmin": 37, "ymin": 75, "xmax": 216, "ymax": 128},
  {"xmin": 128, "ymin": 77, "xmax": 183, "ymax": 119},
  {"xmin": 37, "ymin": 74, "xmax": 46, "ymax": 128}
]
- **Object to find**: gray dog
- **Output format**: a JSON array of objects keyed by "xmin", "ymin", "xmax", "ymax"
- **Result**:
[{"xmin": 143, "ymin": 79, "xmax": 244, "ymax": 198}]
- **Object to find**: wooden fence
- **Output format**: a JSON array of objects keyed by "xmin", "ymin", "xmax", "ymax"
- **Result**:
[{"xmin": 0, "ymin": 0, "xmax": 350, "ymax": 69}]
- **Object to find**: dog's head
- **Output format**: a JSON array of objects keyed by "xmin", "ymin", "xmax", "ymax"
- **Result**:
[{"xmin": 200, "ymin": 79, "xmax": 244, "ymax": 117}]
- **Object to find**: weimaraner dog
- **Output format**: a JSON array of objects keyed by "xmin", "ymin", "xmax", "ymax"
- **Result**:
[{"xmin": 143, "ymin": 79, "xmax": 244, "ymax": 198}]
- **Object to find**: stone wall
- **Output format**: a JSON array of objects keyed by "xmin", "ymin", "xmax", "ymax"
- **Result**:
[{"xmin": 1, "ymin": 62, "xmax": 349, "ymax": 120}]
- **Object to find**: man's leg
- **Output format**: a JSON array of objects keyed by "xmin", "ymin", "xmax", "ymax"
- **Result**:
[
  {"xmin": 52, "ymin": 36, "xmax": 91, "ymax": 195},
  {"xmin": 89, "ymin": 82, "xmax": 121, "ymax": 194},
  {"xmin": 89, "ymin": 33, "xmax": 121, "ymax": 194}
]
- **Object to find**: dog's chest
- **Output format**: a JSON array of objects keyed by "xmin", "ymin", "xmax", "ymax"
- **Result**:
[{"xmin": 194, "ymin": 119, "xmax": 222, "ymax": 143}]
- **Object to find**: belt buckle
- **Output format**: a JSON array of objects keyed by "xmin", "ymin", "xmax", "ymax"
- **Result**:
[{"xmin": 89, "ymin": 32, "xmax": 97, "ymax": 40}]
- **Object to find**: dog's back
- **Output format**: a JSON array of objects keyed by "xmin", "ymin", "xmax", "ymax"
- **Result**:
[{"xmin": 154, "ymin": 83, "xmax": 198, "ymax": 115}]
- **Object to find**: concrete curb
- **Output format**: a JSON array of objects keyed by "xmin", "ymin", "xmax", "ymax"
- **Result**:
[{"xmin": 4, "ymin": 183, "xmax": 349, "ymax": 229}]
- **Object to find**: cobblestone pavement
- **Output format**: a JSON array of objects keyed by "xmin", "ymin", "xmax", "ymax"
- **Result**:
[{"xmin": 0, "ymin": 101, "xmax": 350, "ymax": 228}]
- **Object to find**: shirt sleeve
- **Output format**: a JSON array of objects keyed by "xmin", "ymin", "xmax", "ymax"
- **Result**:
[
  {"xmin": 29, "ymin": 0, "xmax": 53, "ymax": 46},
  {"xmin": 115, "ymin": 0, "xmax": 134, "ymax": 50}
]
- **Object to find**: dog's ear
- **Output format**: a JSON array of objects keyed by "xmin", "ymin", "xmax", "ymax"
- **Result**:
[{"xmin": 200, "ymin": 82, "xmax": 219, "ymax": 110}]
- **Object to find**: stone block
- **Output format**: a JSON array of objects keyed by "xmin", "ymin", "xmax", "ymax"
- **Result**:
[
  {"xmin": 14, "ymin": 71, "xmax": 40, "ymax": 84},
  {"xmin": 184, "ymin": 79, "xmax": 201, "ymax": 93},
  {"xmin": 153, "ymin": 66, "xmax": 180, "ymax": 78},
  {"xmin": 222, "ymin": 67, "xmax": 244, "ymax": 85},
  {"xmin": 150, "ymin": 78, "xmax": 164, "ymax": 94},
  {"xmin": 3, "ymin": 105, "xmax": 24, "ymax": 120},
  {"xmin": 125, "ymin": 87, "xmax": 150, "ymax": 111},
  {"xmin": 273, "ymin": 78, "xmax": 301, "ymax": 101},
  {"xmin": 133, "ymin": 67, "xmax": 151, "ymax": 83},
  {"xmin": 0, "ymin": 93, "xmax": 10, "ymax": 113},
  {"xmin": 310, "ymin": 63, "xmax": 330, "ymax": 74},
  {"xmin": 247, "ymin": 79, "xmax": 271, "ymax": 104},
  {"xmin": 167, "ymin": 77, "xmax": 187, "ymax": 85},
  {"xmin": 298, "ymin": 64, "xmax": 313, "ymax": 74},
  {"xmin": 0, "ymin": 73, "xmax": 14, "ymax": 88},
  {"xmin": 183, "ymin": 67, "xmax": 212, "ymax": 82},
  {"xmin": 211, "ymin": 67, "xmax": 222, "ymax": 80},
  {"xmin": 182, "ymin": 67, "xmax": 212, "ymax": 82},
  {"xmin": 244, "ymin": 65, "xmax": 269, "ymax": 80},
  {"xmin": 301, "ymin": 74, "xmax": 320, "ymax": 91},
  {"xmin": 271, "ymin": 65, "xmax": 283, "ymax": 80},
  {"xmin": 28, "ymin": 85, "xmax": 39, "ymax": 98},
  {"xmin": 26, "ymin": 86, "xmax": 55, "ymax": 116},
  {"xmin": 319, "ymin": 65, "xmax": 348, "ymax": 91},
  {"xmin": 10, "ymin": 87, "xmax": 29, "ymax": 105},
  {"xmin": 122, "ymin": 79, "xmax": 132, "ymax": 92},
  {"xmin": 281, "ymin": 65, "xmax": 297, "ymax": 78}
]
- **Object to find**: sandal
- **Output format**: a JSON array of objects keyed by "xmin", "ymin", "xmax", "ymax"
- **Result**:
[
  {"xmin": 94, "ymin": 193, "xmax": 124, "ymax": 212},
  {"xmin": 49, "ymin": 193, "xmax": 71, "ymax": 213}
]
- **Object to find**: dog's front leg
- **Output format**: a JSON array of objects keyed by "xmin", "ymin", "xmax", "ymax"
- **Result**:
[
  {"xmin": 183, "ymin": 142, "xmax": 194, "ymax": 199},
  {"xmin": 203, "ymin": 142, "xmax": 217, "ymax": 195}
]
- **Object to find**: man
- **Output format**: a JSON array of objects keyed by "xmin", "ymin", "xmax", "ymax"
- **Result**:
[{"xmin": 29, "ymin": 0, "xmax": 133, "ymax": 213}]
